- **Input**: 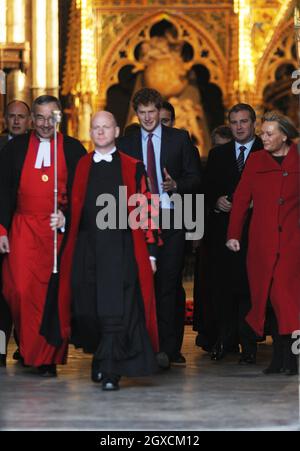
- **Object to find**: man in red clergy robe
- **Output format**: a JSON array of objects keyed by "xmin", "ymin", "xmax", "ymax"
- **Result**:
[
  {"xmin": 48, "ymin": 111, "xmax": 161, "ymax": 390},
  {"xmin": 0, "ymin": 95, "xmax": 86, "ymax": 376}
]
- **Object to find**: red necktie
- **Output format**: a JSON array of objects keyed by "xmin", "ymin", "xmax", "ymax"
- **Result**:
[{"xmin": 147, "ymin": 133, "xmax": 159, "ymax": 194}]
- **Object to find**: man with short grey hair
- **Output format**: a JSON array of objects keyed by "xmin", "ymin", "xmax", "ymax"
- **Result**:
[{"xmin": 0, "ymin": 95, "xmax": 86, "ymax": 375}]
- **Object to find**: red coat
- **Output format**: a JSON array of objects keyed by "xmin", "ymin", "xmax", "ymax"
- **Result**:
[
  {"xmin": 228, "ymin": 144, "xmax": 300, "ymax": 336},
  {"xmin": 55, "ymin": 151, "xmax": 160, "ymax": 352}
]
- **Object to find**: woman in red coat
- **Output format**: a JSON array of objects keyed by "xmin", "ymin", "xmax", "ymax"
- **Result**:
[{"xmin": 227, "ymin": 111, "xmax": 299, "ymax": 375}]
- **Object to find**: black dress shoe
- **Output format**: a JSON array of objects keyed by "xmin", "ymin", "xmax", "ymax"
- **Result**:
[
  {"xmin": 170, "ymin": 353, "xmax": 186, "ymax": 367},
  {"xmin": 156, "ymin": 352, "xmax": 170, "ymax": 369},
  {"xmin": 37, "ymin": 364, "xmax": 57, "ymax": 377},
  {"xmin": 211, "ymin": 342, "xmax": 225, "ymax": 361},
  {"xmin": 91, "ymin": 358, "xmax": 102, "ymax": 383},
  {"xmin": 12, "ymin": 348, "xmax": 21, "ymax": 361},
  {"xmin": 284, "ymin": 368, "xmax": 299, "ymax": 376},
  {"xmin": 238, "ymin": 354, "xmax": 256, "ymax": 365},
  {"xmin": 0, "ymin": 354, "xmax": 6, "ymax": 367},
  {"xmin": 263, "ymin": 366, "xmax": 284, "ymax": 375},
  {"xmin": 102, "ymin": 374, "xmax": 120, "ymax": 391}
]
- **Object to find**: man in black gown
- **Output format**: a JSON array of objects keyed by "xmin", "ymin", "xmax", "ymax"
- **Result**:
[{"xmin": 51, "ymin": 111, "xmax": 160, "ymax": 390}]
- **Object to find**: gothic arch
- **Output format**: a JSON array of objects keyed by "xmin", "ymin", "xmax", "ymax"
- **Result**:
[
  {"xmin": 96, "ymin": 11, "xmax": 227, "ymax": 107},
  {"xmin": 256, "ymin": 17, "xmax": 296, "ymax": 103}
]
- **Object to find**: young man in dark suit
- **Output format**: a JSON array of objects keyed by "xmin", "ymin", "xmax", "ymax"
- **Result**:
[
  {"xmin": 205, "ymin": 103, "xmax": 263, "ymax": 363},
  {"xmin": 118, "ymin": 88, "xmax": 201, "ymax": 368}
]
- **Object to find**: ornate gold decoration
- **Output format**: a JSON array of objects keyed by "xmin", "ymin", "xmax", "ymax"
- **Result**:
[
  {"xmin": 0, "ymin": 42, "xmax": 29, "ymax": 71},
  {"xmin": 42, "ymin": 174, "xmax": 49, "ymax": 182},
  {"xmin": 256, "ymin": 17, "xmax": 296, "ymax": 104},
  {"xmin": 60, "ymin": 0, "xmax": 297, "ymax": 141},
  {"xmin": 294, "ymin": 0, "xmax": 300, "ymax": 67},
  {"xmin": 96, "ymin": 11, "xmax": 228, "ymax": 108},
  {"xmin": 234, "ymin": 0, "xmax": 255, "ymax": 98}
]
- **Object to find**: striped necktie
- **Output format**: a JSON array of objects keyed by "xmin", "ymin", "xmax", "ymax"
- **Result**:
[{"xmin": 237, "ymin": 145, "xmax": 246, "ymax": 173}]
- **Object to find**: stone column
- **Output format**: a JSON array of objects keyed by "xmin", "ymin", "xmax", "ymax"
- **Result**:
[
  {"xmin": 6, "ymin": 0, "xmax": 26, "ymax": 102},
  {"xmin": 32, "ymin": 0, "xmax": 47, "ymax": 99}
]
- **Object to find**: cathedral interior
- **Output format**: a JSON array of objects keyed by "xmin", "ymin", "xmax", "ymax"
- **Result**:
[
  {"xmin": 0, "ymin": 0, "xmax": 299, "ymax": 155},
  {"xmin": 0, "ymin": 1, "xmax": 299, "ymax": 432}
]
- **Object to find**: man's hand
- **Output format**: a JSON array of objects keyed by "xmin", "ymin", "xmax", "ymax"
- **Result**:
[
  {"xmin": 162, "ymin": 168, "xmax": 177, "ymax": 192},
  {"xmin": 226, "ymin": 239, "xmax": 240, "ymax": 252},
  {"xmin": 150, "ymin": 259, "xmax": 157, "ymax": 274},
  {"xmin": 0, "ymin": 236, "xmax": 10, "ymax": 253},
  {"xmin": 50, "ymin": 210, "xmax": 66, "ymax": 231},
  {"xmin": 216, "ymin": 195, "xmax": 232, "ymax": 213}
]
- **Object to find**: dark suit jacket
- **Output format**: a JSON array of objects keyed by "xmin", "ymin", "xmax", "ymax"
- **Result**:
[
  {"xmin": 205, "ymin": 136, "xmax": 263, "ymax": 212},
  {"xmin": 117, "ymin": 125, "xmax": 201, "ymax": 195},
  {"xmin": 0, "ymin": 134, "xmax": 9, "ymax": 152},
  {"xmin": 204, "ymin": 136, "xmax": 263, "ymax": 291}
]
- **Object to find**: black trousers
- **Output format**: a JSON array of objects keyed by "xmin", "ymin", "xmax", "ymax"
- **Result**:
[
  {"xmin": 193, "ymin": 240, "xmax": 218, "ymax": 350},
  {"xmin": 207, "ymin": 223, "xmax": 256, "ymax": 354},
  {"xmin": 155, "ymin": 222, "xmax": 186, "ymax": 359}
]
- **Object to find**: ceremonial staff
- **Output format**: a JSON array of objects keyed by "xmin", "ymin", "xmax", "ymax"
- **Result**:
[{"xmin": 52, "ymin": 110, "xmax": 62, "ymax": 274}]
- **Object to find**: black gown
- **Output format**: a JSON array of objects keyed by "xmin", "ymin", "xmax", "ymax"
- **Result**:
[{"xmin": 70, "ymin": 152, "xmax": 158, "ymax": 377}]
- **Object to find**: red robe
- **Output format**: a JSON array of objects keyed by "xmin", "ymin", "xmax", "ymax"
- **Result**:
[
  {"xmin": 227, "ymin": 144, "xmax": 300, "ymax": 336},
  {"xmin": 55, "ymin": 151, "xmax": 160, "ymax": 353},
  {"xmin": 2, "ymin": 133, "xmax": 69, "ymax": 366}
]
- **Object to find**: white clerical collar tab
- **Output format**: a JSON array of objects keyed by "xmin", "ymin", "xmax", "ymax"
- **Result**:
[
  {"xmin": 35, "ymin": 140, "xmax": 51, "ymax": 169},
  {"xmin": 93, "ymin": 152, "xmax": 113, "ymax": 163}
]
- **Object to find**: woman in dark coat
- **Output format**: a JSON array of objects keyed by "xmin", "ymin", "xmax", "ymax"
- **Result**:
[{"xmin": 227, "ymin": 111, "xmax": 299, "ymax": 375}]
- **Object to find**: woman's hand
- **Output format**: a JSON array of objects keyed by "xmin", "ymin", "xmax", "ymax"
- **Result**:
[{"xmin": 226, "ymin": 239, "xmax": 240, "ymax": 252}]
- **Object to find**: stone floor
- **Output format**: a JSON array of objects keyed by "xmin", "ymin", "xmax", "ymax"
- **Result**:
[{"xmin": 0, "ymin": 327, "xmax": 299, "ymax": 431}]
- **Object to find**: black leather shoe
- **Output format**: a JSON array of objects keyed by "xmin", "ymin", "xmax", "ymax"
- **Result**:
[
  {"xmin": 170, "ymin": 353, "xmax": 186, "ymax": 367},
  {"xmin": 37, "ymin": 364, "xmax": 57, "ymax": 377},
  {"xmin": 102, "ymin": 374, "xmax": 120, "ymax": 391},
  {"xmin": 156, "ymin": 352, "xmax": 170, "ymax": 369},
  {"xmin": 263, "ymin": 366, "xmax": 284, "ymax": 375},
  {"xmin": 12, "ymin": 348, "xmax": 21, "ymax": 361},
  {"xmin": 0, "ymin": 354, "xmax": 6, "ymax": 367},
  {"xmin": 211, "ymin": 342, "xmax": 226, "ymax": 361},
  {"xmin": 238, "ymin": 354, "xmax": 256, "ymax": 365},
  {"xmin": 284, "ymin": 368, "xmax": 299, "ymax": 376},
  {"xmin": 91, "ymin": 358, "xmax": 102, "ymax": 383}
]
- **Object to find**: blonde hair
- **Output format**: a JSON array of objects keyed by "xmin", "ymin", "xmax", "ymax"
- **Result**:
[{"xmin": 262, "ymin": 111, "xmax": 299, "ymax": 143}]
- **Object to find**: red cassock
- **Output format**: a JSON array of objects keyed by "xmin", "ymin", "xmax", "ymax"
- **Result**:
[
  {"xmin": 227, "ymin": 144, "xmax": 300, "ymax": 336},
  {"xmin": 2, "ymin": 133, "xmax": 68, "ymax": 366}
]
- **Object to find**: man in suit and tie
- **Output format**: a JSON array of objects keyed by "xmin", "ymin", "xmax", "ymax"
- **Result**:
[
  {"xmin": 205, "ymin": 103, "xmax": 263, "ymax": 363},
  {"xmin": 118, "ymin": 88, "xmax": 201, "ymax": 368},
  {"xmin": 0, "ymin": 100, "xmax": 31, "ymax": 367}
]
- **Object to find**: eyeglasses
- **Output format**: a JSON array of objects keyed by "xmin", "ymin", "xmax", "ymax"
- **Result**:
[{"xmin": 34, "ymin": 115, "xmax": 55, "ymax": 125}]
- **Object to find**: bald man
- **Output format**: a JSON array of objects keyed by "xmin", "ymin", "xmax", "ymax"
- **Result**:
[
  {"xmin": 47, "ymin": 111, "xmax": 160, "ymax": 390},
  {"xmin": 0, "ymin": 100, "xmax": 31, "ymax": 151}
]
